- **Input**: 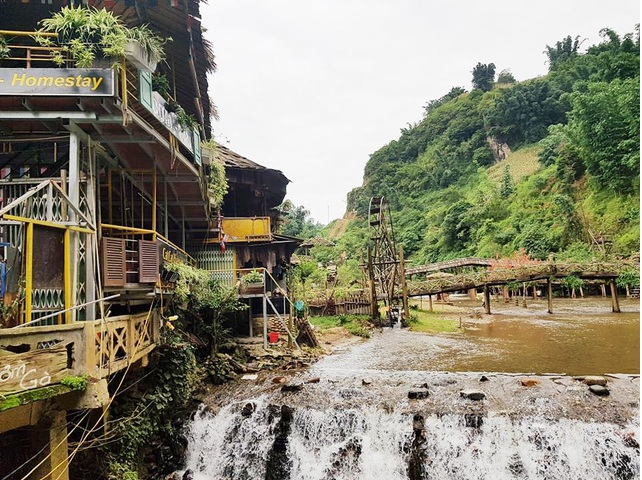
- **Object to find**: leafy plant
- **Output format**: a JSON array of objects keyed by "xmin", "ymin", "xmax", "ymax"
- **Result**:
[
  {"xmin": 174, "ymin": 105, "xmax": 198, "ymax": 131},
  {"xmin": 152, "ymin": 73, "xmax": 171, "ymax": 97},
  {"xmin": 33, "ymin": 6, "xmax": 167, "ymax": 69},
  {"xmin": 202, "ymin": 140, "xmax": 229, "ymax": 210},
  {"xmin": 242, "ymin": 269, "xmax": 264, "ymax": 284},
  {"xmin": 616, "ymin": 269, "xmax": 640, "ymax": 288}
]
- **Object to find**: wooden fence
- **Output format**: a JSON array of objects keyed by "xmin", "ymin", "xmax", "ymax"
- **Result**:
[{"xmin": 308, "ymin": 292, "xmax": 371, "ymax": 317}]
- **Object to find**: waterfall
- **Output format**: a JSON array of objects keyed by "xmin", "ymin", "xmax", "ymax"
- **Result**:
[{"xmin": 184, "ymin": 400, "xmax": 639, "ymax": 480}]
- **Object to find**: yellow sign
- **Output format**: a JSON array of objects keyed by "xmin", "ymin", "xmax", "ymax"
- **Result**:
[{"xmin": 0, "ymin": 68, "xmax": 115, "ymax": 96}]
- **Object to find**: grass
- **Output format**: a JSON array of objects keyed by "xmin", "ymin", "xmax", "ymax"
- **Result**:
[
  {"xmin": 407, "ymin": 308, "xmax": 462, "ymax": 333},
  {"xmin": 309, "ymin": 314, "xmax": 372, "ymax": 338},
  {"xmin": 487, "ymin": 145, "xmax": 541, "ymax": 183}
]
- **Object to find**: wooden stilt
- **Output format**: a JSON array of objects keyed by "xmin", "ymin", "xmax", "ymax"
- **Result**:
[
  {"xmin": 547, "ymin": 277, "xmax": 553, "ymax": 314},
  {"xmin": 483, "ymin": 285, "xmax": 491, "ymax": 315},
  {"xmin": 468, "ymin": 288, "xmax": 477, "ymax": 301},
  {"xmin": 428, "ymin": 294, "xmax": 433, "ymax": 312},
  {"xmin": 609, "ymin": 279, "xmax": 621, "ymax": 313}
]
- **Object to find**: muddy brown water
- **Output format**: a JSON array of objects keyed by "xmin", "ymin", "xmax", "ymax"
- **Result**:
[{"xmin": 396, "ymin": 296, "xmax": 640, "ymax": 376}]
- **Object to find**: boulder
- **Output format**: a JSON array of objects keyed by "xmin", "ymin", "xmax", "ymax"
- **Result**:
[
  {"xmin": 362, "ymin": 378, "xmax": 373, "ymax": 386},
  {"xmin": 306, "ymin": 377, "xmax": 321, "ymax": 384},
  {"xmin": 281, "ymin": 383, "xmax": 304, "ymax": 393},
  {"xmin": 583, "ymin": 376, "xmax": 608, "ymax": 387},
  {"xmin": 589, "ymin": 385, "xmax": 610, "ymax": 396},
  {"xmin": 241, "ymin": 402, "xmax": 256, "ymax": 417},
  {"xmin": 460, "ymin": 390, "xmax": 486, "ymax": 401},
  {"xmin": 408, "ymin": 389, "xmax": 430, "ymax": 399},
  {"xmin": 520, "ymin": 378, "xmax": 540, "ymax": 387}
]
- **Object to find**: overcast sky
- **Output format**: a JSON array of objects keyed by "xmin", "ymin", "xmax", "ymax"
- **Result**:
[{"xmin": 200, "ymin": 0, "xmax": 639, "ymax": 225}]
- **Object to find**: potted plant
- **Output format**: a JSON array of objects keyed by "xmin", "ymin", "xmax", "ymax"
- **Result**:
[
  {"xmin": 33, "ymin": 6, "xmax": 168, "ymax": 70},
  {"xmin": 241, "ymin": 269, "xmax": 264, "ymax": 294}
]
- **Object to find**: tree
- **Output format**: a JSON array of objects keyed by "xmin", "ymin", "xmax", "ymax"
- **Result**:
[
  {"xmin": 471, "ymin": 62, "xmax": 496, "ymax": 91},
  {"xmin": 544, "ymin": 35, "xmax": 584, "ymax": 71},
  {"xmin": 279, "ymin": 200, "xmax": 322, "ymax": 238},
  {"xmin": 499, "ymin": 165, "xmax": 515, "ymax": 198},
  {"xmin": 496, "ymin": 69, "xmax": 516, "ymax": 84},
  {"xmin": 567, "ymin": 77, "xmax": 640, "ymax": 193},
  {"xmin": 423, "ymin": 86, "xmax": 467, "ymax": 116}
]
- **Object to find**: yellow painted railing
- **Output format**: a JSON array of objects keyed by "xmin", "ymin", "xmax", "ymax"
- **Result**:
[{"xmin": 221, "ymin": 217, "xmax": 271, "ymax": 243}]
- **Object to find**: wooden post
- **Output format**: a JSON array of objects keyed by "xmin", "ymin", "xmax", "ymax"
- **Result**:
[
  {"xmin": 503, "ymin": 286, "xmax": 509, "ymax": 303},
  {"xmin": 428, "ymin": 294, "xmax": 433, "ymax": 312},
  {"xmin": 483, "ymin": 284, "xmax": 491, "ymax": 315},
  {"xmin": 367, "ymin": 247, "xmax": 379, "ymax": 320},
  {"xmin": 547, "ymin": 277, "xmax": 553, "ymax": 314},
  {"xmin": 399, "ymin": 245, "xmax": 409, "ymax": 320},
  {"xmin": 609, "ymin": 279, "xmax": 620, "ymax": 313},
  {"xmin": 468, "ymin": 288, "xmax": 476, "ymax": 301},
  {"xmin": 601, "ymin": 284, "xmax": 607, "ymax": 297},
  {"xmin": 262, "ymin": 292, "xmax": 268, "ymax": 350}
]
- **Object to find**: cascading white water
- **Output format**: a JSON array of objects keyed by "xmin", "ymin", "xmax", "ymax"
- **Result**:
[{"xmin": 184, "ymin": 400, "xmax": 640, "ymax": 480}]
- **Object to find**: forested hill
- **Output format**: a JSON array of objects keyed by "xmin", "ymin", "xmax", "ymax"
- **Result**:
[{"xmin": 341, "ymin": 26, "xmax": 640, "ymax": 265}]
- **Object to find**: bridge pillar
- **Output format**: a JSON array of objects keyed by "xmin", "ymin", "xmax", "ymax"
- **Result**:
[
  {"xmin": 483, "ymin": 285, "xmax": 491, "ymax": 315},
  {"xmin": 609, "ymin": 279, "xmax": 621, "ymax": 313},
  {"xmin": 547, "ymin": 278, "xmax": 553, "ymax": 314}
]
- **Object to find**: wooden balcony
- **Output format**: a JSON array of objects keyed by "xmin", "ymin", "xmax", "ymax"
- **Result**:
[{"xmin": 0, "ymin": 310, "xmax": 158, "ymax": 407}]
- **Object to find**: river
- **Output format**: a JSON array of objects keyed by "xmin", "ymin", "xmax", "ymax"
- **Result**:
[{"xmin": 182, "ymin": 297, "xmax": 640, "ymax": 479}]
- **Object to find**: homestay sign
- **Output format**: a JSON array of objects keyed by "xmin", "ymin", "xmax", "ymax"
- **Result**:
[{"xmin": 0, "ymin": 68, "xmax": 115, "ymax": 96}]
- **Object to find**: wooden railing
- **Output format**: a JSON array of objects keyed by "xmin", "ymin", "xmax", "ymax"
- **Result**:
[{"xmin": 0, "ymin": 310, "xmax": 159, "ymax": 396}]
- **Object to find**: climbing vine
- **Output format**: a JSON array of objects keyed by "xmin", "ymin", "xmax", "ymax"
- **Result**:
[{"xmin": 201, "ymin": 140, "xmax": 228, "ymax": 210}]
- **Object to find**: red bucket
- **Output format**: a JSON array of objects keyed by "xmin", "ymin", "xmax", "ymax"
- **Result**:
[{"xmin": 268, "ymin": 332, "xmax": 280, "ymax": 344}]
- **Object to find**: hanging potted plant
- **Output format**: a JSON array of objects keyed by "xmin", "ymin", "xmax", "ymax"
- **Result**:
[{"xmin": 33, "ymin": 6, "xmax": 168, "ymax": 71}]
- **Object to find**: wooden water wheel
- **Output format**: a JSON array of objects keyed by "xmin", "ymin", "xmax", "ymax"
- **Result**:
[{"xmin": 367, "ymin": 196, "xmax": 408, "ymax": 325}]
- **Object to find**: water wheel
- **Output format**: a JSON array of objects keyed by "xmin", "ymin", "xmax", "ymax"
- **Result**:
[{"xmin": 367, "ymin": 196, "xmax": 407, "ymax": 325}]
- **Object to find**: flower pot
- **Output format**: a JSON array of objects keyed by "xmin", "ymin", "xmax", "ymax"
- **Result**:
[
  {"xmin": 241, "ymin": 282, "xmax": 264, "ymax": 295},
  {"xmin": 124, "ymin": 40, "xmax": 158, "ymax": 72}
]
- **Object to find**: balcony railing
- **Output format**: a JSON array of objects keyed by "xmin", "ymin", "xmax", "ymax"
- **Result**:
[{"xmin": 218, "ymin": 217, "xmax": 272, "ymax": 243}]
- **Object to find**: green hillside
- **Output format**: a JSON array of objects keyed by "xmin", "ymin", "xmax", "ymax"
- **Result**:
[{"xmin": 331, "ymin": 26, "xmax": 640, "ymax": 266}]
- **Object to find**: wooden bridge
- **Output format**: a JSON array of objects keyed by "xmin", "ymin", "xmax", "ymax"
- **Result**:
[
  {"xmin": 405, "ymin": 257, "xmax": 493, "ymax": 276},
  {"xmin": 404, "ymin": 259, "xmax": 636, "ymax": 314}
]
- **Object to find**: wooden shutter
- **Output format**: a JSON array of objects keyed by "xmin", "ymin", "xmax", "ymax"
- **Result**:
[
  {"xmin": 139, "ymin": 70, "xmax": 153, "ymax": 111},
  {"xmin": 138, "ymin": 240, "xmax": 159, "ymax": 283},
  {"xmin": 101, "ymin": 237, "xmax": 126, "ymax": 287}
]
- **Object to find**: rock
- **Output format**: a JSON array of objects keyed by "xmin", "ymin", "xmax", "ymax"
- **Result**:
[
  {"xmin": 241, "ymin": 402, "xmax": 255, "ymax": 417},
  {"xmin": 520, "ymin": 377, "xmax": 540, "ymax": 387},
  {"xmin": 281, "ymin": 383, "xmax": 304, "ymax": 393},
  {"xmin": 479, "ymin": 375, "xmax": 490, "ymax": 382},
  {"xmin": 306, "ymin": 377, "xmax": 321, "ymax": 384},
  {"xmin": 241, "ymin": 374, "xmax": 258, "ymax": 381},
  {"xmin": 182, "ymin": 469, "xmax": 194, "ymax": 480},
  {"xmin": 460, "ymin": 390, "xmax": 486, "ymax": 401},
  {"xmin": 583, "ymin": 376, "xmax": 607, "ymax": 386},
  {"xmin": 589, "ymin": 385, "xmax": 610, "ymax": 396},
  {"xmin": 362, "ymin": 378, "xmax": 373, "ymax": 386},
  {"xmin": 413, "ymin": 382, "xmax": 429, "ymax": 389},
  {"xmin": 408, "ymin": 389, "xmax": 430, "ymax": 399},
  {"xmin": 464, "ymin": 413, "xmax": 484, "ymax": 428},
  {"xmin": 272, "ymin": 376, "xmax": 287, "ymax": 384}
]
